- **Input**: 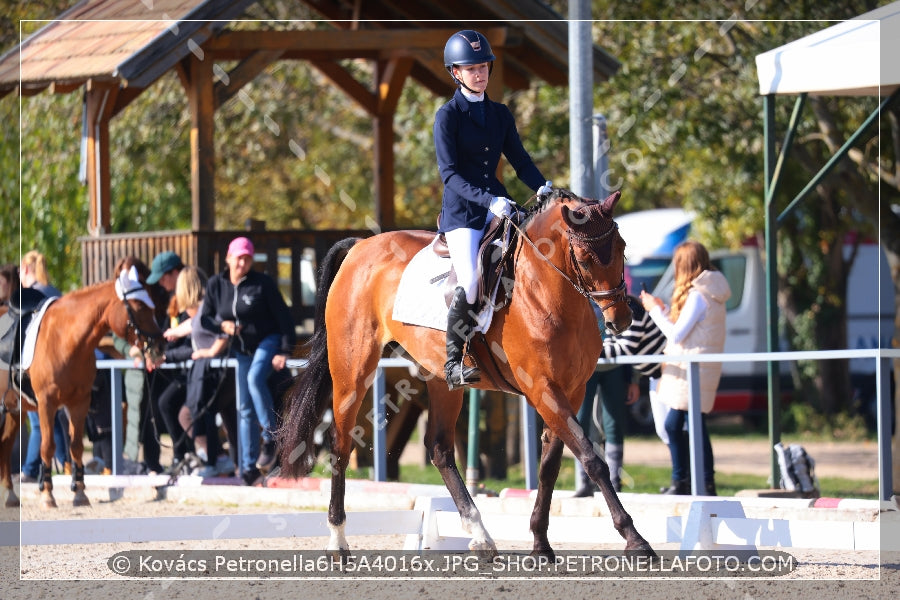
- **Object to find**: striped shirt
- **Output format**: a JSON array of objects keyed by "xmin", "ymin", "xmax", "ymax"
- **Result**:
[{"xmin": 600, "ymin": 300, "xmax": 666, "ymax": 379}]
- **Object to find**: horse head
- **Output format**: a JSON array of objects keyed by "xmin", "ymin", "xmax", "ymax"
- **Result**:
[
  {"xmin": 557, "ymin": 190, "xmax": 632, "ymax": 334},
  {"xmin": 112, "ymin": 258, "xmax": 165, "ymax": 360}
]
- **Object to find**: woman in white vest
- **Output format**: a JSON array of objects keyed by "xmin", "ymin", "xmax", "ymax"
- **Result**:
[{"xmin": 640, "ymin": 240, "xmax": 731, "ymax": 496}]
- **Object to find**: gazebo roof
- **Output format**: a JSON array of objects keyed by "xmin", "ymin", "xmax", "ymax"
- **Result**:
[
  {"xmin": 0, "ymin": 0, "xmax": 254, "ymax": 96},
  {"xmin": 0, "ymin": 0, "xmax": 621, "ymax": 98}
]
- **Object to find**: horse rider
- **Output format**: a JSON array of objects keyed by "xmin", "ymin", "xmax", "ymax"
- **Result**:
[{"xmin": 434, "ymin": 29, "xmax": 552, "ymax": 390}]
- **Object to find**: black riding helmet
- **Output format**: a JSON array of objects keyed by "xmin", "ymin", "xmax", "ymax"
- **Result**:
[{"xmin": 443, "ymin": 30, "xmax": 495, "ymax": 91}]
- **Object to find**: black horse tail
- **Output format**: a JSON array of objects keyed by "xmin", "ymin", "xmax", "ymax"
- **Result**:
[{"xmin": 277, "ymin": 237, "xmax": 361, "ymax": 478}]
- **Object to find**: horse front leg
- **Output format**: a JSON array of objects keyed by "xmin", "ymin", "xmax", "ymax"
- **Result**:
[
  {"xmin": 529, "ymin": 426, "xmax": 564, "ymax": 558},
  {"xmin": 67, "ymin": 402, "xmax": 90, "ymax": 507},
  {"xmin": 424, "ymin": 383, "xmax": 496, "ymax": 557},
  {"xmin": 572, "ymin": 431, "xmax": 654, "ymax": 555},
  {"xmin": 536, "ymin": 386, "xmax": 655, "ymax": 557}
]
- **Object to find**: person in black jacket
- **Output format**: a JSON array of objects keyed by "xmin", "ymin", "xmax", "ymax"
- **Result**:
[
  {"xmin": 155, "ymin": 290, "xmax": 194, "ymax": 469},
  {"xmin": 200, "ymin": 237, "xmax": 296, "ymax": 485},
  {"xmin": 434, "ymin": 29, "xmax": 552, "ymax": 389}
]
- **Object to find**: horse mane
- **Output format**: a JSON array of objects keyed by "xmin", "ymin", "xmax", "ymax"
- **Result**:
[{"xmin": 521, "ymin": 187, "xmax": 601, "ymax": 229}]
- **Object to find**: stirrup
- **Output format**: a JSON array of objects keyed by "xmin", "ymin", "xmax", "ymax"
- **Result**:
[{"xmin": 445, "ymin": 361, "xmax": 481, "ymax": 390}]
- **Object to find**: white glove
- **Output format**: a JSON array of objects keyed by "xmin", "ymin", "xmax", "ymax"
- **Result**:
[
  {"xmin": 489, "ymin": 196, "xmax": 514, "ymax": 218},
  {"xmin": 537, "ymin": 180, "xmax": 553, "ymax": 197}
]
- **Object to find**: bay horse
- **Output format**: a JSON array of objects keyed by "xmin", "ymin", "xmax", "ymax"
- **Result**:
[
  {"xmin": 0, "ymin": 256, "xmax": 164, "ymax": 508},
  {"xmin": 278, "ymin": 188, "xmax": 655, "ymax": 557}
]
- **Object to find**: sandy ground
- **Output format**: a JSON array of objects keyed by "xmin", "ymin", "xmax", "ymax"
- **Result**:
[
  {"xmin": 1, "ymin": 436, "xmax": 891, "ymax": 598},
  {"xmin": 3, "ymin": 485, "xmax": 897, "ymax": 597}
]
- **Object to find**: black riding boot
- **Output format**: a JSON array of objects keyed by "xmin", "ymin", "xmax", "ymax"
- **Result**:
[
  {"xmin": 660, "ymin": 478, "xmax": 691, "ymax": 495},
  {"xmin": 444, "ymin": 287, "xmax": 481, "ymax": 390}
]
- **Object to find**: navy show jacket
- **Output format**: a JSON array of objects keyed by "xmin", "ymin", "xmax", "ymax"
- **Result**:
[{"xmin": 433, "ymin": 89, "xmax": 545, "ymax": 232}]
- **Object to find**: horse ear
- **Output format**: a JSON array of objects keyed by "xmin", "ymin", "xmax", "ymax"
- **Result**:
[
  {"xmin": 601, "ymin": 190, "xmax": 622, "ymax": 217},
  {"xmin": 561, "ymin": 204, "xmax": 590, "ymax": 227}
]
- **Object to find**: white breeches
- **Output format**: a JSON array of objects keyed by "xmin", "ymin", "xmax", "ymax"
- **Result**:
[{"xmin": 444, "ymin": 227, "xmax": 482, "ymax": 304}]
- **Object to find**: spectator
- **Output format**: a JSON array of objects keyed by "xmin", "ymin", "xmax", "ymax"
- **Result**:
[
  {"xmin": 573, "ymin": 364, "xmax": 633, "ymax": 496},
  {"xmin": 200, "ymin": 237, "xmax": 295, "ymax": 485},
  {"xmin": 641, "ymin": 240, "xmax": 731, "ymax": 496},
  {"xmin": 1, "ymin": 263, "xmax": 20, "ymax": 474},
  {"xmin": 154, "ymin": 288, "xmax": 194, "ymax": 470},
  {"xmin": 599, "ymin": 294, "xmax": 669, "ymax": 445},
  {"xmin": 85, "ymin": 348, "xmax": 114, "ymax": 473},
  {"xmin": 434, "ymin": 29, "xmax": 552, "ymax": 389},
  {"xmin": 0, "ymin": 263, "xmax": 17, "ymax": 315},
  {"xmin": 573, "ymin": 303, "xmax": 635, "ymax": 496},
  {"xmin": 19, "ymin": 250, "xmax": 70, "ymax": 481},
  {"xmin": 173, "ymin": 265, "xmax": 235, "ymax": 477}
]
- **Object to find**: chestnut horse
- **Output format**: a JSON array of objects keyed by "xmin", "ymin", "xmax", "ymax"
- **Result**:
[
  {"xmin": 279, "ymin": 189, "xmax": 655, "ymax": 557},
  {"xmin": 0, "ymin": 257, "xmax": 163, "ymax": 508}
]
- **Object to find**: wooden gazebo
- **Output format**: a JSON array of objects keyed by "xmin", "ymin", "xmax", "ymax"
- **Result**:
[{"xmin": 0, "ymin": 0, "xmax": 620, "ymax": 327}]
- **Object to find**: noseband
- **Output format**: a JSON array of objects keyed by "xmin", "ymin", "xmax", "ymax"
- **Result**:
[
  {"xmin": 120, "ymin": 290, "xmax": 161, "ymax": 355},
  {"xmin": 566, "ymin": 221, "xmax": 628, "ymax": 312}
]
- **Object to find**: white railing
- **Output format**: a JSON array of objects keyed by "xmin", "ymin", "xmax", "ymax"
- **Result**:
[{"xmin": 96, "ymin": 348, "xmax": 897, "ymax": 501}]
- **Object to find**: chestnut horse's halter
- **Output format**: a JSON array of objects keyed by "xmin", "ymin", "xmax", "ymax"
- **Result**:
[
  {"xmin": 508, "ymin": 214, "xmax": 628, "ymax": 312},
  {"xmin": 119, "ymin": 288, "xmax": 162, "ymax": 357}
]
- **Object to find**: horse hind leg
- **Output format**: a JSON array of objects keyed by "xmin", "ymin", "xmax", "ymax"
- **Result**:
[
  {"xmin": 66, "ymin": 402, "xmax": 90, "ymax": 507},
  {"xmin": 324, "ymin": 359, "xmax": 378, "ymax": 558},
  {"xmin": 424, "ymin": 381, "xmax": 496, "ymax": 557}
]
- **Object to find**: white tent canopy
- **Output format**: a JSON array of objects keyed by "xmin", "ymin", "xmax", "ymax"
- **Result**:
[{"xmin": 755, "ymin": 1, "xmax": 900, "ymax": 97}]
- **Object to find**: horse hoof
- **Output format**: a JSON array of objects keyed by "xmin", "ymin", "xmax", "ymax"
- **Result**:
[
  {"xmin": 325, "ymin": 547, "xmax": 352, "ymax": 571},
  {"xmin": 468, "ymin": 539, "xmax": 498, "ymax": 559},
  {"xmin": 73, "ymin": 494, "xmax": 91, "ymax": 507},
  {"xmin": 530, "ymin": 546, "xmax": 556, "ymax": 562},
  {"xmin": 41, "ymin": 496, "xmax": 58, "ymax": 509},
  {"xmin": 4, "ymin": 493, "xmax": 19, "ymax": 508},
  {"xmin": 624, "ymin": 541, "xmax": 656, "ymax": 558}
]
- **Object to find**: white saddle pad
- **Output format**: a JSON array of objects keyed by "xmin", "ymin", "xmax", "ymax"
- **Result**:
[
  {"xmin": 22, "ymin": 296, "xmax": 57, "ymax": 370},
  {"xmin": 392, "ymin": 238, "xmax": 496, "ymax": 334}
]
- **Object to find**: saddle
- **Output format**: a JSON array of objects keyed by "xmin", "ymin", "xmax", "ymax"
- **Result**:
[
  {"xmin": 431, "ymin": 214, "xmax": 521, "ymax": 312},
  {"xmin": 0, "ymin": 287, "xmax": 53, "ymax": 406},
  {"xmin": 432, "ymin": 215, "xmax": 524, "ymax": 395}
]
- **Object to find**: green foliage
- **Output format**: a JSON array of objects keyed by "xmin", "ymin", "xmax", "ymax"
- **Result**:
[
  {"xmin": 4, "ymin": 1, "xmax": 896, "ymax": 414},
  {"xmin": 14, "ymin": 91, "xmax": 85, "ymax": 292},
  {"xmin": 782, "ymin": 401, "xmax": 872, "ymax": 441},
  {"xmin": 109, "ymin": 73, "xmax": 191, "ymax": 233}
]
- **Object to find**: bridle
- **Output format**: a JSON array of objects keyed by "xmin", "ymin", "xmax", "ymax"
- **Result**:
[
  {"xmin": 120, "ymin": 289, "xmax": 162, "ymax": 357},
  {"xmin": 508, "ymin": 214, "xmax": 628, "ymax": 312}
]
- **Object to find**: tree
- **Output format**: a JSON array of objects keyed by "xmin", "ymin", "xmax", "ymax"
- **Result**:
[
  {"xmin": 580, "ymin": 1, "xmax": 897, "ymax": 422},
  {"xmin": 4, "ymin": 1, "xmax": 896, "ymax": 426}
]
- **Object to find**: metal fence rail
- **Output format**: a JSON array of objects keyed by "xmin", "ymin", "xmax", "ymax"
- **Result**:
[{"xmin": 96, "ymin": 348, "xmax": 897, "ymax": 501}]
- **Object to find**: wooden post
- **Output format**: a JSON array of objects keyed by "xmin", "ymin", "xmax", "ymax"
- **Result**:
[
  {"xmin": 84, "ymin": 83, "xmax": 118, "ymax": 236},
  {"xmin": 373, "ymin": 57, "xmax": 413, "ymax": 231},
  {"xmin": 187, "ymin": 52, "xmax": 216, "ymax": 271}
]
